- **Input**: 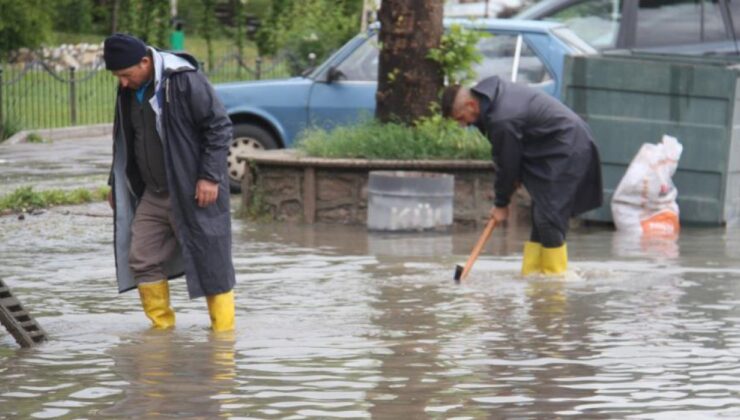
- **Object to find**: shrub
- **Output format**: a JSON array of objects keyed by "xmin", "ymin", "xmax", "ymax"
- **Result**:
[
  {"xmin": 26, "ymin": 133, "xmax": 45, "ymax": 143},
  {"xmin": 297, "ymin": 116, "xmax": 490, "ymax": 160},
  {"xmin": 1, "ymin": 115, "xmax": 23, "ymax": 142},
  {"xmin": 0, "ymin": 186, "xmax": 109, "ymax": 213}
]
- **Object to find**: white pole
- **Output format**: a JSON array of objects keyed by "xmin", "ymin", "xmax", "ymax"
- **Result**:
[{"xmin": 511, "ymin": 35, "xmax": 522, "ymax": 83}]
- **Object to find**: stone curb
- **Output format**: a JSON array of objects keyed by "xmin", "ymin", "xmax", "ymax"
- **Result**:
[
  {"xmin": 236, "ymin": 149, "xmax": 496, "ymax": 170},
  {"xmin": 3, "ymin": 123, "xmax": 113, "ymax": 145}
]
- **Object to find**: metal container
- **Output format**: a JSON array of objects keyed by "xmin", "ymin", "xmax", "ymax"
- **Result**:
[
  {"xmin": 367, "ymin": 171, "xmax": 454, "ymax": 231},
  {"xmin": 563, "ymin": 52, "xmax": 740, "ymax": 225}
]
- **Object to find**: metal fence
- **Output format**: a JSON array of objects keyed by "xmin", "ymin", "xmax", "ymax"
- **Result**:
[
  {"xmin": 206, "ymin": 53, "xmax": 295, "ymax": 84},
  {"xmin": 0, "ymin": 53, "xmax": 292, "ymax": 137}
]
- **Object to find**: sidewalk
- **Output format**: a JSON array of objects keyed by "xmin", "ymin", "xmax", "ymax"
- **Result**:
[{"xmin": 0, "ymin": 124, "xmax": 112, "ymax": 196}]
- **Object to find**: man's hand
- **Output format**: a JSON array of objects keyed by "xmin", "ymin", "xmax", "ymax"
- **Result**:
[
  {"xmin": 107, "ymin": 190, "xmax": 114, "ymax": 209},
  {"xmin": 490, "ymin": 206, "xmax": 509, "ymax": 223},
  {"xmin": 195, "ymin": 179, "xmax": 219, "ymax": 207}
]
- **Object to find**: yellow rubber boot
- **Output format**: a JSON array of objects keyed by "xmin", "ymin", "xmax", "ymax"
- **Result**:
[
  {"xmin": 138, "ymin": 280, "xmax": 175, "ymax": 329},
  {"xmin": 206, "ymin": 290, "xmax": 235, "ymax": 332},
  {"xmin": 541, "ymin": 244, "xmax": 568, "ymax": 275},
  {"xmin": 521, "ymin": 241, "xmax": 543, "ymax": 275}
]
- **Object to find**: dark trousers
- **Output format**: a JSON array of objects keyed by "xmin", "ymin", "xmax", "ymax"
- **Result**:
[{"xmin": 529, "ymin": 204, "xmax": 565, "ymax": 248}]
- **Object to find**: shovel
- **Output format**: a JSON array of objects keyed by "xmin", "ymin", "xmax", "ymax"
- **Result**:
[{"xmin": 454, "ymin": 217, "xmax": 498, "ymax": 283}]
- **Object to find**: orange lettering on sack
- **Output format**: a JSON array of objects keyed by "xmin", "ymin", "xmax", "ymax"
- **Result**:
[{"xmin": 640, "ymin": 209, "xmax": 680, "ymax": 236}]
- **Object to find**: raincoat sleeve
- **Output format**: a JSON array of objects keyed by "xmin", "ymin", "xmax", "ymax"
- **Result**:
[
  {"xmin": 488, "ymin": 119, "xmax": 522, "ymax": 208},
  {"xmin": 185, "ymin": 72, "xmax": 233, "ymax": 183}
]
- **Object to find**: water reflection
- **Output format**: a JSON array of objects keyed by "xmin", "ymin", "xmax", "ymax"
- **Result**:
[
  {"xmin": 5, "ymin": 206, "xmax": 740, "ymax": 417},
  {"xmin": 612, "ymin": 231, "xmax": 680, "ymax": 260},
  {"xmin": 367, "ymin": 282, "xmax": 446, "ymax": 418},
  {"xmin": 367, "ymin": 232, "xmax": 452, "ymax": 257},
  {"xmin": 101, "ymin": 331, "xmax": 236, "ymax": 418}
]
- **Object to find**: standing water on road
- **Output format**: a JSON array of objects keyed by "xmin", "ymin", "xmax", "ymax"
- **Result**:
[
  {"xmin": 3, "ymin": 200, "xmax": 740, "ymax": 418},
  {"xmin": 0, "ymin": 136, "xmax": 111, "ymax": 196}
]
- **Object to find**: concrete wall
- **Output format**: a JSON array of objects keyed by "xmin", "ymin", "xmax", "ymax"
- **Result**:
[{"xmin": 239, "ymin": 151, "xmax": 532, "ymax": 228}]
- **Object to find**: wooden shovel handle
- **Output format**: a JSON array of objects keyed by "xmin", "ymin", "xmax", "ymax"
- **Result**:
[{"xmin": 459, "ymin": 217, "xmax": 498, "ymax": 281}]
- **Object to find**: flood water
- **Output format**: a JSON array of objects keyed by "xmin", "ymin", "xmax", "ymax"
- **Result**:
[
  {"xmin": 3, "ymin": 200, "xmax": 740, "ymax": 418},
  {"xmin": 0, "ymin": 135, "xmax": 110, "ymax": 196}
]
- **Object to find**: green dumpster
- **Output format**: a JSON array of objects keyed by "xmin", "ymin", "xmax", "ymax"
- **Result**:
[{"xmin": 562, "ymin": 52, "xmax": 740, "ymax": 226}]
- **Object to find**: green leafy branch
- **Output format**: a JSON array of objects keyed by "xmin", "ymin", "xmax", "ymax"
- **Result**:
[{"xmin": 428, "ymin": 24, "xmax": 489, "ymax": 85}]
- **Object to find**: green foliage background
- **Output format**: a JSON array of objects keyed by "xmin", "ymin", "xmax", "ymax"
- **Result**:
[
  {"xmin": 0, "ymin": 0, "xmax": 52, "ymax": 59},
  {"xmin": 256, "ymin": 0, "xmax": 362, "ymax": 72},
  {"xmin": 428, "ymin": 24, "xmax": 489, "ymax": 86},
  {"xmin": 1, "ymin": 0, "xmax": 362, "ymax": 73}
]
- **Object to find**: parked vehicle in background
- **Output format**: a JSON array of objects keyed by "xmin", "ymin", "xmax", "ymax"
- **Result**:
[
  {"xmin": 214, "ymin": 19, "xmax": 596, "ymax": 191},
  {"xmin": 515, "ymin": 0, "xmax": 740, "ymax": 53}
]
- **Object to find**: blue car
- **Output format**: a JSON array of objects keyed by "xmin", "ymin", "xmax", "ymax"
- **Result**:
[{"xmin": 215, "ymin": 19, "xmax": 596, "ymax": 189}]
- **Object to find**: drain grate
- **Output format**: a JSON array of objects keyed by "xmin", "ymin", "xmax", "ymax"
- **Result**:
[{"xmin": 0, "ymin": 279, "xmax": 47, "ymax": 348}]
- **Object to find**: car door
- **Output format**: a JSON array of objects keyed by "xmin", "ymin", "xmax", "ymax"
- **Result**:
[{"xmin": 306, "ymin": 34, "xmax": 379, "ymax": 132}]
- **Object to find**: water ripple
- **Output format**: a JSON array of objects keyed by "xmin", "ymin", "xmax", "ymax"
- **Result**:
[{"xmin": 4, "ymin": 208, "xmax": 740, "ymax": 417}]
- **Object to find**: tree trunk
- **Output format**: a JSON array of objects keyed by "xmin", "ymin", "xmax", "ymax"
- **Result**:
[
  {"xmin": 375, "ymin": 0, "xmax": 444, "ymax": 125},
  {"xmin": 111, "ymin": 0, "xmax": 120, "ymax": 33}
]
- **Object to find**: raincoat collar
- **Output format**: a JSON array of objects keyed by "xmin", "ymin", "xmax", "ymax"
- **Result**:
[
  {"xmin": 148, "ymin": 47, "xmax": 198, "ymax": 93},
  {"xmin": 471, "ymin": 76, "xmax": 501, "ymax": 134}
]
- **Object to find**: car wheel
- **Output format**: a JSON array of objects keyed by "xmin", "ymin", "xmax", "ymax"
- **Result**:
[{"xmin": 228, "ymin": 123, "xmax": 279, "ymax": 193}]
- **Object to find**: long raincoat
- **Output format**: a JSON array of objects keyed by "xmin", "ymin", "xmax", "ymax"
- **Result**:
[
  {"xmin": 472, "ymin": 76, "xmax": 602, "ymax": 233},
  {"xmin": 110, "ymin": 48, "xmax": 235, "ymax": 299}
]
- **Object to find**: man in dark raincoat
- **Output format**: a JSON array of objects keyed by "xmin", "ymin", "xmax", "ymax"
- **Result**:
[
  {"xmin": 442, "ymin": 76, "xmax": 602, "ymax": 275},
  {"xmin": 104, "ymin": 33, "xmax": 236, "ymax": 330}
]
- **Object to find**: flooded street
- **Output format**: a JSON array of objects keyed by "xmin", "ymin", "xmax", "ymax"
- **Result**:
[
  {"xmin": 0, "ymin": 135, "xmax": 110, "ymax": 196},
  {"xmin": 3, "ymin": 200, "xmax": 740, "ymax": 418},
  {"xmin": 4, "ymin": 136, "xmax": 740, "ymax": 418}
]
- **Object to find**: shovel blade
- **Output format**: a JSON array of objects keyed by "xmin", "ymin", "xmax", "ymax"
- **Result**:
[{"xmin": 453, "ymin": 264, "xmax": 464, "ymax": 283}]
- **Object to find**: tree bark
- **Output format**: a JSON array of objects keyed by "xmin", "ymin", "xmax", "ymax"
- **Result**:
[
  {"xmin": 111, "ymin": 0, "xmax": 120, "ymax": 33},
  {"xmin": 375, "ymin": 0, "xmax": 444, "ymax": 125}
]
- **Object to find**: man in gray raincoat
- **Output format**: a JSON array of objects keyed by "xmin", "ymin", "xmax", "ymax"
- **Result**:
[
  {"xmin": 442, "ymin": 76, "xmax": 602, "ymax": 275},
  {"xmin": 104, "ymin": 33, "xmax": 235, "ymax": 331}
]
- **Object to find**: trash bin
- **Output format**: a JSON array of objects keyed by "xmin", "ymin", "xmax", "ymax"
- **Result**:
[
  {"xmin": 367, "ymin": 171, "xmax": 454, "ymax": 231},
  {"xmin": 170, "ymin": 19, "xmax": 185, "ymax": 51},
  {"xmin": 562, "ymin": 52, "xmax": 740, "ymax": 226}
]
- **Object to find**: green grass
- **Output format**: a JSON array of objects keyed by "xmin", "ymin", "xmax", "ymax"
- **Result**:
[
  {"xmin": 25, "ymin": 132, "xmax": 45, "ymax": 143},
  {"xmin": 238, "ymin": 181, "xmax": 273, "ymax": 221},
  {"xmin": 297, "ymin": 117, "xmax": 492, "ymax": 160},
  {"xmin": 0, "ymin": 186, "xmax": 110, "ymax": 214}
]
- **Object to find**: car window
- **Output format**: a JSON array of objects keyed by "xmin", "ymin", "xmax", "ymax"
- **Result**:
[
  {"xmin": 331, "ymin": 32, "xmax": 550, "ymax": 86},
  {"xmin": 544, "ymin": 0, "xmax": 622, "ymax": 49},
  {"xmin": 473, "ymin": 34, "xmax": 551, "ymax": 85},
  {"xmin": 334, "ymin": 35, "xmax": 380, "ymax": 81},
  {"xmin": 636, "ymin": 0, "xmax": 727, "ymax": 47},
  {"xmin": 552, "ymin": 27, "xmax": 599, "ymax": 54}
]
